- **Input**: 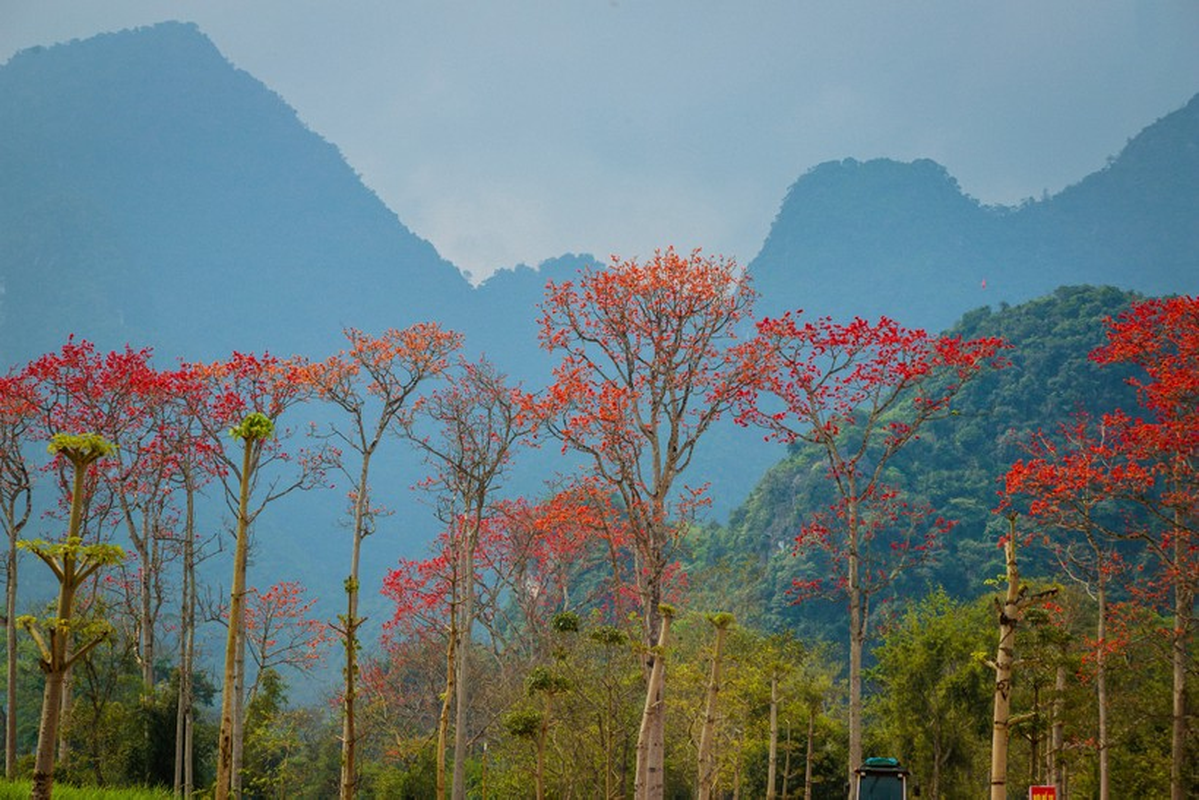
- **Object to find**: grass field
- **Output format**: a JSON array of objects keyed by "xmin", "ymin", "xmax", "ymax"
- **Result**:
[{"xmin": 0, "ymin": 781, "xmax": 174, "ymax": 799}]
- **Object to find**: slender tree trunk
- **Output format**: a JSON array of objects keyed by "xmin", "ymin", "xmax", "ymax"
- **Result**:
[
  {"xmin": 1051, "ymin": 659, "xmax": 1065, "ymax": 796},
  {"xmin": 697, "ymin": 615, "xmax": 731, "ymax": 800},
  {"xmin": 30, "ymin": 669, "xmax": 64, "ymax": 800},
  {"xmin": 1169, "ymin": 523, "xmax": 1190, "ymax": 800},
  {"xmin": 340, "ymin": 452, "xmax": 372, "ymax": 800},
  {"xmin": 175, "ymin": 472, "xmax": 197, "ymax": 798},
  {"xmin": 216, "ymin": 437, "xmax": 255, "ymax": 800},
  {"xmin": 847, "ymin": 498, "xmax": 864, "ymax": 800},
  {"xmin": 766, "ymin": 671, "xmax": 779, "ymax": 800},
  {"xmin": 232, "ymin": 624, "xmax": 246, "ymax": 797},
  {"xmin": 804, "ymin": 711, "xmax": 815, "ymax": 800},
  {"xmin": 451, "ymin": 522, "xmax": 478, "ymax": 800},
  {"xmin": 989, "ymin": 533, "xmax": 1021, "ymax": 800},
  {"xmin": 635, "ymin": 605, "xmax": 672, "ymax": 798},
  {"xmin": 436, "ymin": 585, "xmax": 458, "ymax": 800},
  {"xmin": 1095, "ymin": 572, "xmax": 1109, "ymax": 800},
  {"xmin": 5, "ymin": 532, "xmax": 17, "ymax": 778}
]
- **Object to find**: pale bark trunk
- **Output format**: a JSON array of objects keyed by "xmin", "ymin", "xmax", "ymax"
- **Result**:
[
  {"xmin": 451, "ymin": 523, "xmax": 477, "ymax": 800},
  {"xmin": 634, "ymin": 607, "xmax": 671, "ymax": 798},
  {"xmin": 989, "ymin": 534, "xmax": 1020, "ymax": 800},
  {"xmin": 1169, "ymin": 503, "xmax": 1191, "ymax": 800},
  {"xmin": 1051, "ymin": 660, "xmax": 1065, "ymax": 796},
  {"xmin": 436, "ymin": 572, "xmax": 459, "ymax": 800},
  {"xmin": 174, "ymin": 472, "xmax": 197, "ymax": 798},
  {"xmin": 339, "ymin": 452, "xmax": 373, "ymax": 799},
  {"xmin": 216, "ymin": 438, "xmax": 254, "ymax": 800},
  {"xmin": 696, "ymin": 618, "xmax": 729, "ymax": 799},
  {"xmin": 766, "ymin": 671, "xmax": 779, "ymax": 800},
  {"xmin": 232, "ymin": 624, "xmax": 246, "ymax": 797},
  {"xmin": 847, "ymin": 495, "xmax": 863, "ymax": 799},
  {"xmin": 30, "ymin": 669, "xmax": 64, "ymax": 800},
  {"xmin": 804, "ymin": 711, "xmax": 815, "ymax": 800},
  {"xmin": 5, "ymin": 532, "xmax": 17, "ymax": 778},
  {"xmin": 1095, "ymin": 573, "xmax": 1109, "ymax": 800}
]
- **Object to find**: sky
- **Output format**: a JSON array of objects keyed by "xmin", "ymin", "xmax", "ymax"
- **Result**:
[{"xmin": 3, "ymin": 1, "xmax": 1198, "ymax": 282}]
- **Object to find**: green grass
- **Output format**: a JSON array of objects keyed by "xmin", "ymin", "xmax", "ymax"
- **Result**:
[{"xmin": 0, "ymin": 780, "xmax": 174, "ymax": 799}]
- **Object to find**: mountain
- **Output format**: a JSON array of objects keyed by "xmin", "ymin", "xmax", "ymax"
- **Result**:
[
  {"xmin": 689, "ymin": 285, "xmax": 1147, "ymax": 639},
  {"xmin": 749, "ymin": 96, "xmax": 1199, "ymax": 331},
  {"xmin": 0, "ymin": 22, "xmax": 472, "ymax": 366}
]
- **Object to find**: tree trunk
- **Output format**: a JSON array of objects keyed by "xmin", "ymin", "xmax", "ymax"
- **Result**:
[
  {"xmin": 5, "ymin": 532, "xmax": 17, "ymax": 779},
  {"xmin": 436, "ymin": 574, "xmax": 459, "ymax": 800},
  {"xmin": 1095, "ymin": 571, "xmax": 1109, "ymax": 800},
  {"xmin": 216, "ymin": 437, "xmax": 255, "ymax": 800},
  {"xmin": 696, "ymin": 615, "xmax": 730, "ymax": 800},
  {"xmin": 30, "ymin": 668, "xmax": 64, "ymax": 800},
  {"xmin": 804, "ymin": 711, "xmax": 814, "ymax": 800},
  {"xmin": 766, "ymin": 671, "xmax": 779, "ymax": 800},
  {"xmin": 1050, "ymin": 659, "xmax": 1065, "ymax": 796},
  {"xmin": 340, "ymin": 452, "xmax": 373, "ymax": 800},
  {"xmin": 635, "ymin": 606, "xmax": 672, "ymax": 798},
  {"xmin": 174, "ymin": 472, "xmax": 197, "ymax": 798},
  {"xmin": 451, "ymin": 523, "xmax": 478, "ymax": 800},
  {"xmin": 847, "ymin": 500, "xmax": 864, "ymax": 800},
  {"xmin": 1169, "ymin": 504, "xmax": 1191, "ymax": 800},
  {"xmin": 232, "ymin": 624, "xmax": 246, "ymax": 797},
  {"xmin": 989, "ymin": 533, "xmax": 1020, "ymax": 800}
]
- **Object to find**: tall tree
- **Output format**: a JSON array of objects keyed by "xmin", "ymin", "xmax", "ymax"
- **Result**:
[
  {"xmin": 536, "ymin": 248, "xmax": 759, "ymax": 798},
  {"xmin": 1089, "ymin": 295, "xmax": 1198, "ymax": 800},
  {"xmin": 187, "ymin": 352, "xmax": 327, "ymax": 800},
  {"xmin": 1003, "ymin": 414, "xmax": 1129, "ymax": 799},
  {"xmin": 401, "ymin": 357, "xmax": 535, "ymax": 800},
  {"xmin": 20, "ymin": 433, "xmax": 124, "ymax": 800},
  {"xmin": 0, "ymin": 369, "xmax": 37, "ymax": 777},
  {"xmin": 737, "ymin": 312, "xmax": 1006, "ymax": 794},
  {"xmin": 303, "ymin": 323, "xmax": 461, "ymax": 799}
]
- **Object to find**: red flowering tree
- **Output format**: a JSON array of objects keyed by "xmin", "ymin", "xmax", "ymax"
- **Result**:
[
  {"xmin": 184, "ymin": 352, "xmax": 330, "ymax": 800},
  {"xmin": 399, "ymin": 356, "xmax": 536, "ymax": 800},
  {"xmin": 0, "ymin": 369, "xmax": 38, "ymax": 776},
  {"xmin": 242, "ymin": 580, "xmax": 332, "ymax": 698},
  {"xmin": 1002, "ymin": 414, "xmax": 1132, "ymax": 799},
  {"xmin": 1089, "ymin": 296, "xmax": 1198, "ymax": 800},
  {"xmin": 536, "ymin": 248, "xmax": 760, "ymax": 797},
  {"xmin": 736, "ymin": 312, "xmax": 1007, "ymax": 792},
  {"xmin": 301, "ymin": 323, "xmax": 462, "ymax": 799}
]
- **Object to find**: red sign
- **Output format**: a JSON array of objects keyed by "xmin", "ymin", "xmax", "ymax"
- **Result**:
[{"xmin": 1029, "ymin": 787, "xmax": 1056, "ymax": 800}]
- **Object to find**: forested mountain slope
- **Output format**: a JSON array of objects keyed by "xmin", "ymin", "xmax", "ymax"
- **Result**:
[{"xmin": 689, "ymin": 285, "xmax": 1145, "ymax": 637}]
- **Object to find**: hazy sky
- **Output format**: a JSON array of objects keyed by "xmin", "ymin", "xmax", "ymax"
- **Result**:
[{"xmin": 3, "ymin": 1, "xmax": 1197, "ymax": 281}]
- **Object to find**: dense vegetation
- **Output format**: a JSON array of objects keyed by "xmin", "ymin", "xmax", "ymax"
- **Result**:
[{"xmin": 0, "ymin": 282, "xmax": 1194, "ymax": 799}]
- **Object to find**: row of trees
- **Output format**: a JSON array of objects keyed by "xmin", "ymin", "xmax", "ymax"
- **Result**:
[{"xmin": 0, "ymin": 249, "xmax": 1194, "ymax": 798}]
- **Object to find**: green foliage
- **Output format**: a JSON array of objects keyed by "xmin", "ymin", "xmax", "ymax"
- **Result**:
[
  {"xmin": 229, "ymin": 411, "xmax": 274, "ymax": 441},
  {"xmin": 46, "ymin": 432, "xmax": 116, "ymax": 460},
  {"xmin": 867, "ymin": 589, "xmax": 993, "ymax": 798}
]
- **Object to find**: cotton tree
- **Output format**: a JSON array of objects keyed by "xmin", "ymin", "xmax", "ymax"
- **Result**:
[
  {"xmin": 1003, "ymin": 414, "xmax": 1129, "ymax": 799},
  {"xmin": 736, "ymin": 313, "xmax": 1007, "ymax": 795},
  {"xmin": 301, "ymin": 323, "xmax": 461, "ymax": 798},
  {"xmin": 243, "ymin": 580, "xmax": 332, "ymax": 698},
  {"xmin": 536, "ymin": 248, "xmax": 760, "ymax": 797},
  {"xmin": 20, "ymin": 433, "xmax": 124, "ymax": 800},
  {"xmin": 21, "ymin": 339, "xmax": 180, "ymax": 698},
  {"xmin": 185, "ymin": 352, "xmax": 329, "ymax": 800},
  {"xmin": 1089, "ymin": 295, "xmax": 1198, "ymax": 800},
  {"xmin": 0, "ymin": 369, "xmax": 37, "ymax": 777},
  {"xmin": 400, "ymin": 356, "xmax": 536, "ymax": 800}
]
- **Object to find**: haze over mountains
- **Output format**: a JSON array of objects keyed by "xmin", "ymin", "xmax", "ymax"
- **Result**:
[
  {"xmin": 1, "ymin": 21, "xmax": 1196, "ymax": 372},
  {"xmin": 1, "ymin": 22, "xmax": 1196, "ymax": 662}
]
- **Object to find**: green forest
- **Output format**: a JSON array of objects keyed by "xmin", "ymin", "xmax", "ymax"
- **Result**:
[{"xmin": 0, "ymin": 262, "xmax": 1195, "ymax": 800}]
